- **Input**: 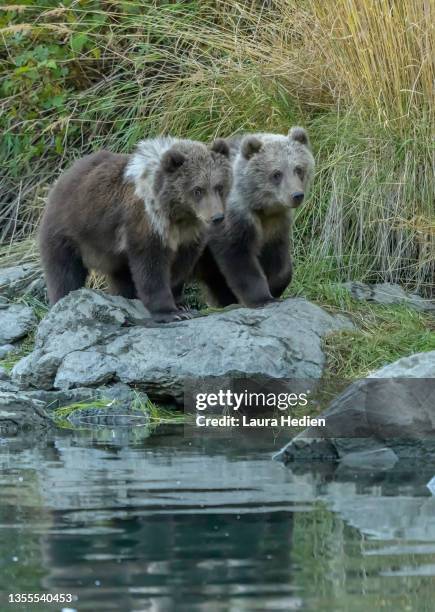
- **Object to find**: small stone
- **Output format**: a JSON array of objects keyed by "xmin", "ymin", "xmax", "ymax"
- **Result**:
[
  {"xmin": 340, "ymin": 281, "xmax": 434, "ymax": 312},
  {"xmin": 0, "ymin": 304, "xmax": 37, "ymax": 344},
  {"xmin": 0, "ymin": 344, "xmax": 15, "ymax": 359},
  {"xmin": 427, "ymin": 476, "xmax": 435, "ymax": 496},
  {"xmin": 0, "ymin": 264, "xmax": 44, "ymax": 300}
]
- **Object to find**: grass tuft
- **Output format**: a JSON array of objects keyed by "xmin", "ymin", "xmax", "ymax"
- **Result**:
[{"xmin": 53, "ymin": 392, "xmax": 184, "ymax": 430}]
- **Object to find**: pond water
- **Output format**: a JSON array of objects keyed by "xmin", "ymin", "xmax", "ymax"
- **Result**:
[{"xmin": 1, "ymin": 424, "xmax": 435, "ymax": 611}]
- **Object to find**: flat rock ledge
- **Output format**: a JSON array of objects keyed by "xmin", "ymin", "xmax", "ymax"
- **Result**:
[
  {"xmin": 275, "ymin": 350, "xmax": 435, "ymax": 469},
  {"xmin": 11, "ymin": 288, "xmax": 353, "ymax": 403}
]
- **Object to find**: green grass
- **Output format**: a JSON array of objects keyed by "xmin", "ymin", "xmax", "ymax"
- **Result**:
[
  {"xmin": 0, "ymin": 332, "xmax": 35, "ymax": 372},
  {"xmin": 286, "ymin": 261, "xmax": 435, "ymax": 378},
  {"xmin": 324, "ymin": 307, "xmax": 434, "ymax": 379},
  {"xmin": 53, "ymin": 398, "xmax": 118, "ymax": 424},
  {"xmin": 18, "ymin": 294, "xmax": 49, "ymax": 321},
  {"xmin": 53, "ymin": 392, "xmax": 185, "ymax": 430}
]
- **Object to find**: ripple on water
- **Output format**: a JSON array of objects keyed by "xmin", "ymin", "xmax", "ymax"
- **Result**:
[{"xmin": 1, "ymin": 426, "xmax": 435, "ymax": 611}]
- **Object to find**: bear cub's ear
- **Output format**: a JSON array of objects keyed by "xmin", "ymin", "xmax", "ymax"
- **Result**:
[
  {"xmin": 211, "ymin": 138, "xmax": 230, "ymax": 158},
  {"xmin": 241, "ymin": 136, "xmax": 263, "ymax": 160},
  {"xmin": 288, "ymin": 126, "xmax": 310, "ymax": 148},
  {"xmin": 161, "ymin": 149, "xmax": 186, "ymax": 173}
]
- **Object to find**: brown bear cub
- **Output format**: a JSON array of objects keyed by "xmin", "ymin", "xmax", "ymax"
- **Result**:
[
  {"xmin": 39, "ymin": 137, "xmax": 232, "ymax": 322},
  {"xmin": 195, "ymin": 127, "xmax": 315, "ymax": 307}
]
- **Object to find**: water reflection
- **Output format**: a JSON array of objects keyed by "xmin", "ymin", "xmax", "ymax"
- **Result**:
[{"xmin": 1, "ymin": 427, "xmax": 435, "ymax": 611}]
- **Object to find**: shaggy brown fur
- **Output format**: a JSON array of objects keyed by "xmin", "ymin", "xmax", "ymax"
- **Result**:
[
  {"xmin": 39, "ymin": 138, "xmax": 232, "ymax": 322},
  {"xmin": 195, "ymin": 128, "xmax": 315, "ymax": 307}
]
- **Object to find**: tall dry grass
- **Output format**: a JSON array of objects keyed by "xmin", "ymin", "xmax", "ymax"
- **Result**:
[
  {"xmin": 308, "ymin": 0, "xmax": 433, "ymax": 125},
  {"xmin": 1, "ymin": 0, "xmax": 433, "ymax": 291}
]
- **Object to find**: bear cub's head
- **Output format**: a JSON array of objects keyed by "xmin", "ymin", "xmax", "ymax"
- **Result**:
[
  {"xmin": 236, "ymin": 127, "xmax": 315, "ymax": 213},
  {"xmin": 155, "ymin": 139, "xmax": 232, "ymax": 226}
]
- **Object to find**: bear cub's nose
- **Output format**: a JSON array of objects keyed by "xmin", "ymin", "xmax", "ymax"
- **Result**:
[
  {"xmin": 211, "ymin": 213, "xmax": 225, "ymax": 224},
  {"xmin": 291, "ymin": 192, "xmax": 304, "ymax": 206}
]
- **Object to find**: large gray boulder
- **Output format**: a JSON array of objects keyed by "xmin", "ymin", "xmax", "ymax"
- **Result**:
[
  {"xmin": 11, "ymin": 288, "xmax": 352, "ymax": 402},
  {"xmin": 275, "ymin": 350, "xmax": 435, "ymax": 466},
  {"xmin": 0, "ymin": 302, "xmax": 37, "ymax": 344}
]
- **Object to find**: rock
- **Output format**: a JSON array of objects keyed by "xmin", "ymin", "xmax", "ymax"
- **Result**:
[
  {"xmin": 0, "ymin": 366, "xmax": 8, "ymax": 381},
  {"xmin": 0, "ymin": 391, "xmax": 51, "ymax": 435},
  {"xmin": 28, "ymin": 382, "xmax": 148, "ymax": 413},
  {"xmin": 11, "ymin": 288, "xmax": 352, "ymax": 401},
  {"xmin": 427, "ymin": 476, "xmax": 435, "ymax": 496},
  {"xmin": 0, "ymin": 344, "xmax": 15, "ymax": 359},
  {"xmin": 0, "ymin": 378, "xmax": 19, "ymax": 393},
  {"xmin": 0, "ymin": 303, "xmax": 37, "ymax": 344},
  {"xmin": 341, "ymin": 281, "xmax": 435, "ymax": 312},
  {"xmin": 25, "ymin": 277, "xmax": 47, "ymax": 301},
  {"xmin": 369, "ymin": 350, "xmax": 435, "ymax": 378},
  {"xmin": 267, "ymin": 466, "xmax": 435, "ymax": 542},
  {"xmin": 275, "ymin": 350, "xmax": 435, "ymax": 466},
  {"xmin": 341, "ymin": 281, "xmax": 372, "ymax": 301},
  {"xmin": 0, "ymin": 264, "xmax": 45, "ymax": 300}
]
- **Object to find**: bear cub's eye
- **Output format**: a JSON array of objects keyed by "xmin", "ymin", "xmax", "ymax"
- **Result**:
[
  {"xmin": 215, "ymin": 185, "xmax": 224, "ymax": 196},
  {"xmin": 193, "ymin": 187, "xmax": 204, "ymax": 199},
  {"xmin": 295, "ymin": 166, "xmax": 305, "ymax": 179},
  {"xmin": 271, "ymin": 170, "xmax": 283, "ymax": 184}
]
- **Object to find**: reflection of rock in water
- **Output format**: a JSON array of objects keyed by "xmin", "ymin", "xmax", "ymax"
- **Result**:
[
  {"xmin": 36, "ymin": 432, "xmax": 296, "ymax": 610},
  {"xmin": 0, "ymin": 432, "xmax": 58, "ymax": 598},
  {"xmin": 281, "ymin": 466, "xmax": 435, "ymax": 541},
  {"xmin": 42, "ymin": 512, "xmax": 296, "ymax": 611}
]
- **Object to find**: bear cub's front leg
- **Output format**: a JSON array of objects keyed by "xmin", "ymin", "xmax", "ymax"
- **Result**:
[{"xmin": 127, "ymin": 242, "xmax": 192, "ymax": 323}]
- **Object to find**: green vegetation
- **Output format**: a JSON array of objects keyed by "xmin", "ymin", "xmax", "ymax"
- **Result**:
[
  {"xmin": 0, "ymin": 332, "xmax": 35, "ymax": 371},
  {"xmin": 323, "ymin": 307, "xmax": 434, "ymax": 379},
  {"xmin": 289, "ymin": 263, "xmax": 435, "ymax": 378},
  {"xmin": 53, "ymin": 397, "xmax": 121, "ymax": 425},
  {"xmin": 53, "ymin": 392, "xmax": 185, "ymax": 429},
  {"xmin": 1, "ymin": 0, "xmax": 433, "ymax": 379}
]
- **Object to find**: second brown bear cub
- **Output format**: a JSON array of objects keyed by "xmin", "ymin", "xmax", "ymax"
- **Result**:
[
  {"xmin": 39, "ymin": 137, "xmax": 232, "ymax": 322},
  {"xmin": 195, "ymin": 127, "xmax": 315, "ymax": 307}
]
